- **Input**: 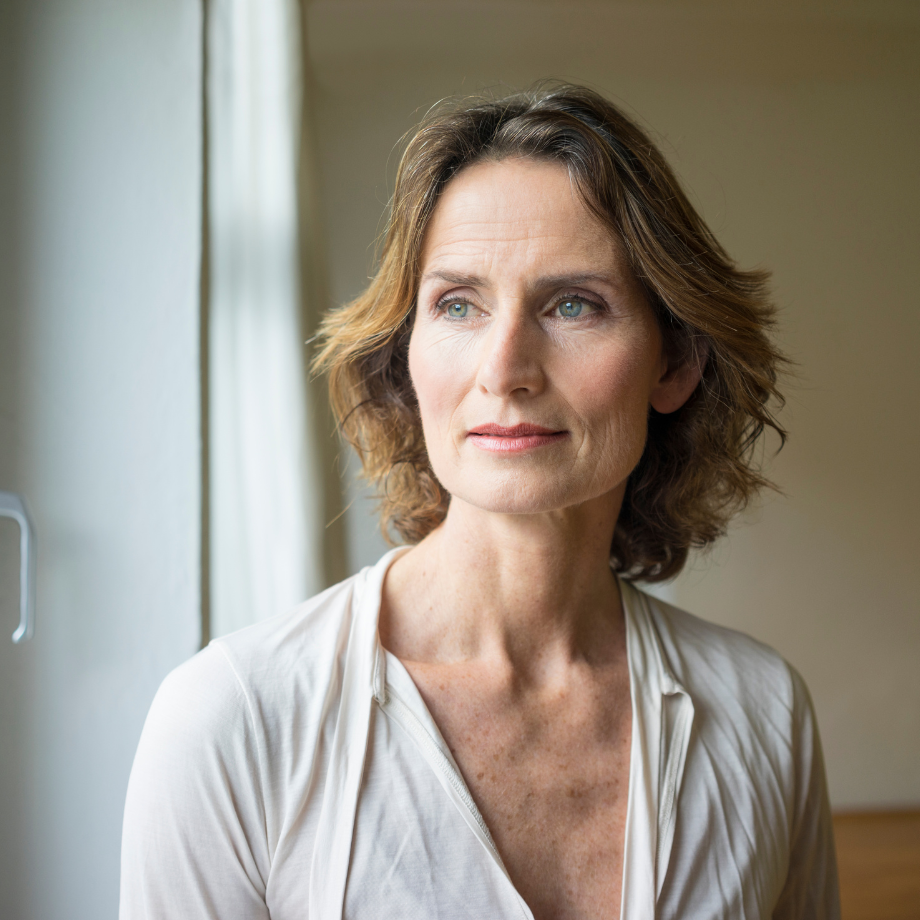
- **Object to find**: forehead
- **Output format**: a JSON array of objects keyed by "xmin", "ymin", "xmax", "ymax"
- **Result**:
[{"xmin": 420, "ymin": 158, "xmax": 622, "ymax": 278}]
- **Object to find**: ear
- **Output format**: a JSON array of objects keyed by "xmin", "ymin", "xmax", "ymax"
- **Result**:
[{"xmin": 649, "ymin": 339, "xmax": 708, "ymax": 415}]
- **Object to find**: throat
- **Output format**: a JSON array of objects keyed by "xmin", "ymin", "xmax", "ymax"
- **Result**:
[{"xmin": 381, "ymin": 521, "xmax": 625, "ymax": 677}]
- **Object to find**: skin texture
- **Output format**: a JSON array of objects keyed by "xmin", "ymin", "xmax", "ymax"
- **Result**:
[{"xmin": 381, "ymin": 158, "xmax": 701, "ymax": 920}]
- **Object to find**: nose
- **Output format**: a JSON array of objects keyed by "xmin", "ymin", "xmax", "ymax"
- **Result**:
[{"xmin": 475, "ymin": 307, "xmax": 545, "ymax": 398}]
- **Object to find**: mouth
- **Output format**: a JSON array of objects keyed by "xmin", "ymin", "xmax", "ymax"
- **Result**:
[{"xmin": 467, "ymin": 423, "xmax": 569, "ymax": 453}]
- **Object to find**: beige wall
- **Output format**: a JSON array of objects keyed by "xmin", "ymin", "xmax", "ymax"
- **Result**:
[{"xmin": 307, "ymin": 1, "xmax": 920, "ymax": 809}]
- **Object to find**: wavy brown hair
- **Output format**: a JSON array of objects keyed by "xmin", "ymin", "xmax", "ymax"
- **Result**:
[{"xmin": 313, "ymin": 83, "xmax": 785, "ymax": 582}]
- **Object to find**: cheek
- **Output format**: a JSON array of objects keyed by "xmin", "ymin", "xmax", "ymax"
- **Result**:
[
  {"xmin": 568, "ymin": 339, "xmax": 658, "ymax": 463},
  {"xmin": 408, "ymin": 327, "xmax": 468, "ymax": 450},
  {"xmin": 578, "ymin": 340, "xmax": 655, "ymax": 416}
]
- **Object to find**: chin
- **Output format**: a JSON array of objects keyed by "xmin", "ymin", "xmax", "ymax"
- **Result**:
[{"xmin": 445, "ymin": 470, "xmax": 597, "ymax": 517}]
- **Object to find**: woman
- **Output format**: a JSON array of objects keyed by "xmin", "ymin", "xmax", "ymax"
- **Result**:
[{"xmin": 121, "ymin": 84, "xmax": 839, "ymax": 919}]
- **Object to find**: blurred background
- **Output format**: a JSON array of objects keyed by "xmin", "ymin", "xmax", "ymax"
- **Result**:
[{"xmin": 0, "ymin": 0, "xmax": 917, "ymax": 917}]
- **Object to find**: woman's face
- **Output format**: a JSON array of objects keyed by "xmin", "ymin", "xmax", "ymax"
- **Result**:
[{"xmin": 409, "ymin": 157, "xmax": 692, "ymax": 518}]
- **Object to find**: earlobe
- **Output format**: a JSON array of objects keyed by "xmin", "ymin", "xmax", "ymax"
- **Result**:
[{"xmin": 649, "ymin": 341, "xmax": 708, "ymax": 415}]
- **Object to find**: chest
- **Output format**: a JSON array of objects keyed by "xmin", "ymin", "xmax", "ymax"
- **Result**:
[{"xmin": 408, "ymin": 666, "xmax": 632, "ymax": 920}]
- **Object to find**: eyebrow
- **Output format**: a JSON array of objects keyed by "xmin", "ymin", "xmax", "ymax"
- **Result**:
[{"xmin": 419, "ymin": 269, "xmax": 619, "ymax": 290}]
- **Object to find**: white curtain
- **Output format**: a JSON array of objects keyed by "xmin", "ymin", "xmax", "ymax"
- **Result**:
[{"xmin": 207, "ymin": 0, "xmax": 323, "ymax": 637}]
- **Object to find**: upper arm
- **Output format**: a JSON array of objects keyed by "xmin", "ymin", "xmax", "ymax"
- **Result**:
[
  {"xmin": 119, "ymin": 645, "xmax": 271, "ymax": 920},
  {"xmin": 772, "ymin": 665, "xmax": 840, "ymax": 920}
]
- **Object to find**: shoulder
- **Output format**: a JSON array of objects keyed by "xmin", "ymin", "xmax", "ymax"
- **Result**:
[
  {"xmin": 148, "ymin": 573, "xmax": 358, "ymax": 735},
  {"xmin": 209, "ymin": 574, "xmax": 360, "ymax": 710},
  {"xmin": 124, "ymin": 572, "xmax": 367, "ymax": 879},
  {"xmin": 136, "ymin": 573, "xmax": 361, "ymax": 774},
  {"xmin": 628, "ymin": 590, "xmax": 838, "ymax": 916},
  {"xmin": 637, "ymin": 591, "xmax": 814, "ymax": 771},
  {"xmin": 632, "ymin": 586, "xmax": 826, "ymax": 813},
  {"xmin": 634, "ymin": 585, "xmax": 799, "ymax": 718}
]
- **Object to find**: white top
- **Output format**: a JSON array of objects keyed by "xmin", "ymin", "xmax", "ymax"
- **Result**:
[{"xmin": 120, "ymin": 548, "xmax": 840, "ymax": 919}]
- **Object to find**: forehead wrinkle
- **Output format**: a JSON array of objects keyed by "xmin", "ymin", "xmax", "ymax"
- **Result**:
[
  {"xmin": 425, "ymin": 196, "xmax": 615, "ymax": 244},
  {"xmin": 420, "ymin": 161, "xmax": 627, "ymax": 292},
  {"xmin": 423, "ymin": 227, "xmax": 612, "ymax": 270}
]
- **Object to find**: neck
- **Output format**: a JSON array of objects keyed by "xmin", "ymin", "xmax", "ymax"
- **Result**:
[{"xmin": 381, "ymin": 488, "xmax": 626, "ymax": 683}]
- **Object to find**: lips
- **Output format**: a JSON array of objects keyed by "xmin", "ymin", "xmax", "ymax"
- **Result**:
[
  {"xmin": 467, "ymin": 423, "xmax": 568, "ymax": 453},
  {"xmin": 468, "ymin": 423, "xmax": 559, "ymax": 437}
]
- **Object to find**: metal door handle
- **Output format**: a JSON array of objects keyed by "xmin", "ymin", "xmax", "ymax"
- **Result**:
[{"xmin": 0, "ymin": 491, "xmax": 36, "ymax": 642}]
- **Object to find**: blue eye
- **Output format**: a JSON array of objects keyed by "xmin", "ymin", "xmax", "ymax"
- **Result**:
[
  {"xmin": 558, "ymin": 299, "xmax": 586, "ymax": 318},
  {"xmin": 446, "ymin": 302, "xmax": 469, "ymax": 318}
]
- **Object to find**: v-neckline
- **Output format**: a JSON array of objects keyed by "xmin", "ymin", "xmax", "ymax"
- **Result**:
[{"xmin": 373, "ymin": 558, "xmax": 643, "ymax": 920}]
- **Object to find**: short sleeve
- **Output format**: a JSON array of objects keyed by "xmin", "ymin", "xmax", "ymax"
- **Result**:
[
  {"xmin": 119, "ymin": 644, "xmax": 271, "ymax": 920},
  {"xmin": 772, "ymin": 665, "xmax": 841, "ymax": 920}
]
